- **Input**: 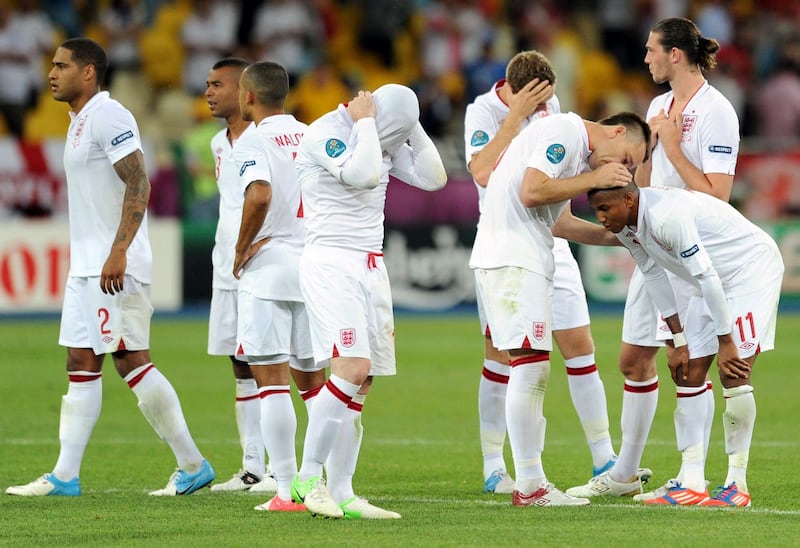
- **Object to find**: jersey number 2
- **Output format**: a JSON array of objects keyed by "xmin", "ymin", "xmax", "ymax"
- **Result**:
[{"xmin": 98, "ymin": 308, "xmax": 111, "ymax": 335}]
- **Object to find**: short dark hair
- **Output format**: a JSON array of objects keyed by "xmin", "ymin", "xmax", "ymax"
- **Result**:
[
  {"xmin": 60, "ymin": 38, "xmax": 108, "ymax": 86},
  {"xmin": 652, "ymin": 18, "xmax": 720, "ymax": 72},
  {"xmin": 587, "ymin": 180, "xmax": 639, "ymax": 202},
  {"xmin": 505, "ymin": 50, "xmax": 556, "ymax": 93},
  {"xmin": 212, "ymin": 57, "xmax": 250, "ymax": 71},
  {"xmin": 241, "ymin": 61, "xmax": 289, "ymax": 107},
  {"xmin": 598, "ymin": 111, "xmax": 652, "ymax": 163}
]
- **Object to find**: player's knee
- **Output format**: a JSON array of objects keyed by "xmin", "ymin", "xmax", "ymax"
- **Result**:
[{"xmin": 618, "ymin": 346, "xmax": 658, "ymax": 380}]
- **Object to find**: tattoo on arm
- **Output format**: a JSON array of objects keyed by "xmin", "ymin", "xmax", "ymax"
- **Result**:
[{"xmin": 112, "ymin": 150, "xmax": 151, "ymax": 251}]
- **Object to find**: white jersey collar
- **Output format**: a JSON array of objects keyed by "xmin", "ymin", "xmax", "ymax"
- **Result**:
[{"xmin": 69, "ymin": 90, "xmax": 110, "ymax": 120}]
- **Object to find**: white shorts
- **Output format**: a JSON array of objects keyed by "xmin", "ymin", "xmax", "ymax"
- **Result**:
[
  {"xmin": 474, "ymin": 267, "xmax": 553, "ymax": 352},
  {"xmin": 208, "ymin": 287, "xmax": 238, "ymax": 356},
  {"xmin": 476, "ymin": 238, "xmax": 588, "ymax": 337},
  {"xmin": 59, "ymin": 275, "xmax": 152, "ymax": 355},
  {"xmin": 236, "ymin": 291, "xmax": 313, "ymax": 361},
  {"xmin": 622, "ymin": 267, "xmax": 669, "ymax": 346},
  {"xmin": 552, "ymin": 237, "xmax": 590, "ymax": 331},
  {"xmin": 299, "ymin": 246, "xmax": 396, "ymax": 376},
  {"xmin": 680, "ymin": 283, "xmax": 780, "ymax": 360}
]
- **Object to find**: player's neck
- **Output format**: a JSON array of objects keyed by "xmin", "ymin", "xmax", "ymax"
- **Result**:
[
  {"xmin": 227, "ymin": 117, "xmax": 250, "ymax": 142},
  {"xmin": 70, "ymin": 88, "xmax": 100, "ymax": 115},
  {"xmin": 670, "ymin": 69, "xmax": 705, "ymax": 110}
]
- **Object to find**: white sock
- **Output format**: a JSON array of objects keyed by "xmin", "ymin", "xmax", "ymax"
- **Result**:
[
  {"xmin": 125, "ymin": 363, "xmax": 203, "ymax": 472},
  {"xmin": 298, "ymin": 375, "xmax": 360, "ymax": 480},
  {"xmin": 674, "ymin": 385, "xmax": 708, "ymax": 493},
  {"xmin": 479, "ymin": 359, "xmax": 509, "ymax": 478},
  {"xmin": 326, "ymin": 394, "xmax": 365, "ymax": 503},
  {"xmin": 611, "ymin": 377, "xmax": 658, "ymax": 482},
  {"xmin": 722, "ymin": 385, "xmax": 756, "ymax": 492},
  {"xmin": 53, "ymin": 371, "xmax": 103, "ymax": 481},
  {"xmin": 259, "ymin": 385, "xmax": 297, "ymax": 500},
  {"xmin": 678, "ymin": 381, "xmax": 715, "ymax": 484},
  {"xmin": 564, "ymin": 354, "xmax": 615, "ymax": 469},
  {"xmin": 505, "ymin": 354, "xmax": 550, "ymax": 493},
  {"xmin": 235, "ymin": 378, "xmax": 264, "ymax": 476},
  {"xmin": 299, "ymin": 384, "xmax": 323, "ymax": 415}
]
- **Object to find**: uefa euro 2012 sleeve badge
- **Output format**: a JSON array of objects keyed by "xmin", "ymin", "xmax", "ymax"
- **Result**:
[
  {"xmin": 325, "ymin": 138, "xmax": 346, "ymax": 158},
  {"xmin": 546, "ymin": 143, "xmax": 565, "ymax": 164}
]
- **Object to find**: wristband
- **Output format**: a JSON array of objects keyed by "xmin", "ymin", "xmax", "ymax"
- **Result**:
[{"xmin": 672, "ymin": 332, "xmax": 687, "ymax": 348}]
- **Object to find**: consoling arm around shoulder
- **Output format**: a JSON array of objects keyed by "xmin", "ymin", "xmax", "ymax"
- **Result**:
[
  {"xmin": 390, "ymin": 122, "xmax": 447, "ymax": 191},
  {"xmin": 551, "ymin": 206, "xmax": 620, "ymax": 246},
  {"xmin": 339, "ymin": 118, "xmax": 382, "ymax": 189}
]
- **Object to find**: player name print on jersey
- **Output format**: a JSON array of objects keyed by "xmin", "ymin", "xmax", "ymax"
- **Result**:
[
  {"xmin": 325, "ymin": 138, "xmax": 346, "ymax": 158},
  {"xmin": 271, "ymin": 132, "xmax": 303, "ymax": 147}
]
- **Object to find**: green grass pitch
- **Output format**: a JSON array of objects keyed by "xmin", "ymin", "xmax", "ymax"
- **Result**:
[{"xmin": 1, "ymin": 313, "xmax": 799, "ymax": 546}]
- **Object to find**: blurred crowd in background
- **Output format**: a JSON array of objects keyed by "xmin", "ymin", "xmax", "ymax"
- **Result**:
[{"xmin": 1, "ymin": 0, "xmax": 799, "ymax": 221}]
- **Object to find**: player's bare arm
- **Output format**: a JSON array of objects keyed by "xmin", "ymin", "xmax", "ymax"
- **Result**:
[
  {"xmin": 233, "ymin": 181, "xmax": 271, "ymax": 279},
  {"xmin": 551, "ymin": 206, "xmax": 620, "ymax": 246},
  {"xmin": 649, "ymin": 110, "xmax": 733, "ymax": 199},
  {"xmin": 468, "ymin": 79, "xmax": 552, "ymax": 187},
  {"xmin": 102, "ymin": 150, "xmax": 150, "ymax": 295},
  {"xmin": 520, "ymin": 163, "xmax": 632, "ymax": 208}
]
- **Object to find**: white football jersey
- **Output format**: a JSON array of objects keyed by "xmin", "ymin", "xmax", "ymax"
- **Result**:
[
  {"xmin": 615, "ymin": 187, "xmax": 782, "ymax": 298},
  {"xmin": 295, "ymin": 105, "xmax": 390, "ymax": 252},
  {"xmin": 647, "ymin": 80, "xmax": 739, "ymax": 188},
  {"xmin": 233, "ymin": 114, "xmax": 307, "ymax": 300},
  {"xmin": 469, "ymin": 112, "xmax": 589, "ymax": 277},
  {"xmin": 62, "ymin": 91, "xmax": 151, "ymax": 283},
  {"xmin": 210, "ymin": 122, "xmax": 254, "ymax": 290},
  {"xmin": 464, "ymin": 79, "xmax": 560, "ymax": 210}
]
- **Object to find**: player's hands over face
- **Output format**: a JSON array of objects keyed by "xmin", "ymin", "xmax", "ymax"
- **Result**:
[
  {"xmin": 666, "ymin": 344, "xmax": 691, "ymax": 383},
  {"xmin": 233, "ymin": 237, "xmax": 270, "ymax": 280},
  {"xmin": 347, "ymin": 91, "xmax": 376, "ymax": 122},
  {"xmin": 716, "ymin": 339, "xmax": 751, "ymax": 380},
  {"xmin": 649, "ymin": 109, "xmax": 682, "ymax": 154},
  {"xmin": 100, "ymin": 248, "xmax": 127, "ymax": 295},
  {"xmin": 508, "ymin": 79, "xmax": 553, "ymax": 121},
  {"xmin": 592, "ymin": 162, "xmax": 633, "ymax": 189}
]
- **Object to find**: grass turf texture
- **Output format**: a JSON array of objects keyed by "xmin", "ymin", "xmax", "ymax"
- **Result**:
[{"xmin": 1, "ymin": 314, "xmax": 799, "ymax": 546}]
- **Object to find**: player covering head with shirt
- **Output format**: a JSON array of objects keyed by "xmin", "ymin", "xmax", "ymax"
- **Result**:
[
  {"xmin": 290, "ymin": 84, "xmax": 447, "ymax": 519},
  {"xmin": 586, "ymin": 182, "xmax": 782, "ymax": 508},
  {"xmin": 7, "ymin": 38, "xmax": 214, "ymax": 497}
]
